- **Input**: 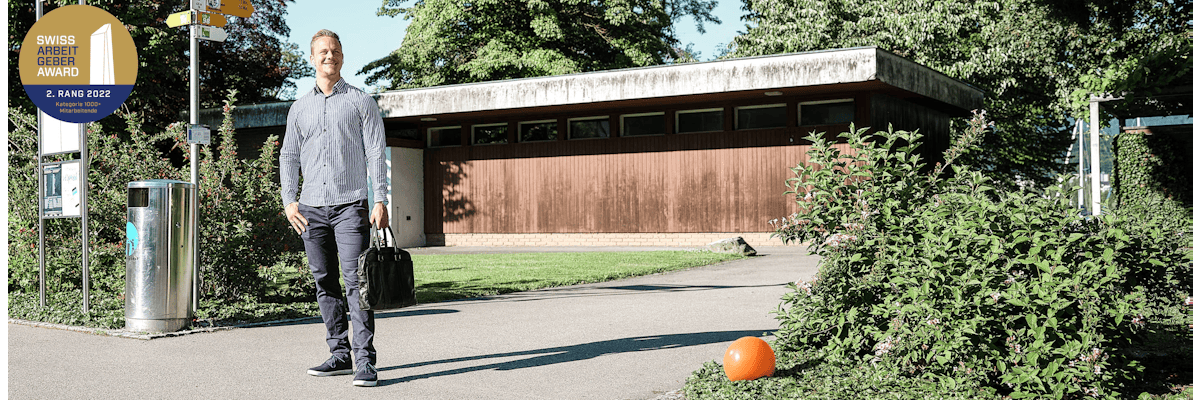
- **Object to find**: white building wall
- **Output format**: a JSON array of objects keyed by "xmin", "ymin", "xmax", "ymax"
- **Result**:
[{"xmin": 389, "ymin": 147, "xmax": 425, "ymax": 247}]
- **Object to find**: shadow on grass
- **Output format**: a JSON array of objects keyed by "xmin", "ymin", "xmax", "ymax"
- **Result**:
[
  {"xmin": 422, "ymin": 282, "xmax": 788, "ymax": 305},
  {"xmin": 374, "ymin": 329, "xmax": 777, "ymax": 386}
]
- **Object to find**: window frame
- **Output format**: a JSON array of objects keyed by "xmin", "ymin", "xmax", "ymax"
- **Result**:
[
  {"xmin": 427, "ymin": 125, "xmax": 463, "ymax": 148},
  {"xmin": 471, "ymin": 123, "xmax": 509, "ymax": 145},
  {"xmin": 567, "ymin": 116, "xmax": 611, "ymax": 140},
  {"xmin": 734, "ymin": 103, "xmax": 787, "ymax": 131},
  {"xmin": 798, "ymin": 98, "xmax": 855, "ymax": 126},
  {"xmin": 675, "ymin": 108, "xmax": 724, "ymax": 134},
  {"xmin": 620, "ymin": 112, "xmax": 666, "ymax": 137},
  {"xmin": 518, "ymin": 119, "xmax": 559, "ymax": 143}
]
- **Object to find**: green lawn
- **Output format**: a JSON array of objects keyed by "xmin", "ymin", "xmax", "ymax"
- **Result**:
[{"xmin": 412, "ymin": 251, "xmax": 745, "ymax": 303}]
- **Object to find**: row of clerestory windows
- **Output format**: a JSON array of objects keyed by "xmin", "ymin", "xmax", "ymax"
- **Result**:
[{"xmin": 427, "ymin": 99, "xmax": 854, "ymax": 148}]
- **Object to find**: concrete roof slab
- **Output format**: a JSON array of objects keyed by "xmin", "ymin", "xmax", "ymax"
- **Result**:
[
  {"xmin": 374, "ymin": 47, "xmax": 983, "ymax": 119},
  {"xmin": 200, "ymin": 47, "xmax": 985, "ymax": 129}
]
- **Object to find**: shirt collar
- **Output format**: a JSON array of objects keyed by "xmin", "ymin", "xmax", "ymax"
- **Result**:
[{"xmin": 311, "ymin": 78, "xmax": 347, "ymax": 96}]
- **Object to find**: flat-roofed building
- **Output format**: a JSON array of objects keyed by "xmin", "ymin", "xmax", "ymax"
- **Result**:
[{"xmin": 201, "ymin": 47, "xmax": 984, "ymax": 248}]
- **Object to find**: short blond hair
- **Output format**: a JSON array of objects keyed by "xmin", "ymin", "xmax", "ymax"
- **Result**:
[{"xmin": 310, "ymin": 29, "xmax": 342, "ymax": 53}]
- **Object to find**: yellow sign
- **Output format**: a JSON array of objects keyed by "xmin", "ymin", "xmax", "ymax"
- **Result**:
[
  {"xmin": 196, "ymin": 12, "xmax": 228, "ymax": 27},
  {"xmin": 167, "ymin": 10, "xmax": 227, "ymax": 28},
  {"xmin": 207, "ymin": 0, "xmax": 254, "ymax": 18}
]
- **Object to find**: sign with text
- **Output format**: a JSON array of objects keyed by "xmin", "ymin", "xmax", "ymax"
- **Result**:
[
  {"xmin": 19, "ymin": 5, "xmax": 138, "ymax": 123},
  {"xmin": 167, "ymin": 10, "xmax": 228, "ymax": 28},
  {"xmin": 188, "ymin": 124, "xmax": 211, "ymax": 145},
  {"xmin": 195, "ymin": 26, "xmax": 227, "ymax": 42},
  {"xmin": 42, "ymin": 161, "xmax": 82, "ymax": 218},
  {"xmin": 206, "ymin": 0, "xmax": 254, "ymax": 18}
]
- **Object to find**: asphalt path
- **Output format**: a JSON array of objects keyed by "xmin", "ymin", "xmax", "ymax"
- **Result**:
[{"xmin": 9, "ymin": 246, "xmax": 818, "ymax": 399}]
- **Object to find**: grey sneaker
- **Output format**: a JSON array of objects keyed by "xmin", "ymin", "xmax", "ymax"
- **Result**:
[
  {"xmin": 353, "ymin": 362, "xmax": 378, "ymax": 387},
  {"xmin": 307, "ymin": 355, "xmax": 353, "ymax": 377}
]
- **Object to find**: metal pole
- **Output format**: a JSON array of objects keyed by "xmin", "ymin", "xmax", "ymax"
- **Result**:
[
  {"xmin": 190, "ymin": 22, "xmax": 201, "ymax": 314},
  {"xmin": 1111, "ymin": 117, "xmax": 1123, "ymax": 205},
  {"xmin": 36, "ymin": 0, "xmax": 46, "ymax": 309},
  {"xmin": 81, "ymin": 129, "xmax": 89, "ymax": 313},
  {"xmin": 1089, "ymin": 100, "xmax": 1102, "ymax": 216},
  {"xmin": 1080, "ymin": 120, "xmax": 1089, "ymax": 209},
  {"xmin": 80, "ymin": 0, "xmax": 89, "ymax": 315}
]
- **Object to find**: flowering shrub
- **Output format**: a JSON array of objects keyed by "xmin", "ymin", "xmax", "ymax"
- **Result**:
[
  {"xmin": 7, "ymin": 109, "xmax": 176, "ymax": 297},
  {"xmin": 687, "ymin": 111, "xmax": 1191, "ymax": 399},
  {"xmin": 164, "ymin": 91, "xmax": 298, "ymax": 301},
  {"xmin": 8, "ymin": 90, "xmax": 305, "ymax": 327}
]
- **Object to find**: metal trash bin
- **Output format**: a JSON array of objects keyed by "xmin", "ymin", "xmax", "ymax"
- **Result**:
[{"xmin": 125, "ymin": 180, "xmax": 195, "ymax": 332}]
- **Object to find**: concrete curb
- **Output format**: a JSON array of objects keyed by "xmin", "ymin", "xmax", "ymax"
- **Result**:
[{"xmin": 7, "ymin": 315, "xmax": 324, "ymax": 341}]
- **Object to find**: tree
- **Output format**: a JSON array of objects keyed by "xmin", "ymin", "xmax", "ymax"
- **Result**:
[
  {"xmin": 727, "ymin": 0, "xmax": 1192, "ymax": 190},
  {"xmin": 361, "ymin": 0, "xmax": 720, "ymax": 89},
  {"xmin": 8, "ymin": 0, "xmax": 312, "ymax": 131}
]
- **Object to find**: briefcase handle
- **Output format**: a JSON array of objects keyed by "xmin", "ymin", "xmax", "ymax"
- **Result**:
[{"xmin": 369, "ymin": 226, "xmax": 398, "ymax": 248}]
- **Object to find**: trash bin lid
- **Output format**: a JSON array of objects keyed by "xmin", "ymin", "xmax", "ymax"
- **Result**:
[{"xmin": 128, "ymin": 179, "xmax": 194, "ymax": 189}]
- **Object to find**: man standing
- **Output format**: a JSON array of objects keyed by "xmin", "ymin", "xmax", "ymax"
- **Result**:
[{"xmin": 280, "ymin": 29, "xmax": 389, "ymax": 388}]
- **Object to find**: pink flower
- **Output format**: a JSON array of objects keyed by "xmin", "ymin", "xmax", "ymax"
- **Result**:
[
  {"xmin": 873, "ymin": 337, "xmax": 896, "ymax": 356},
  {"xmin": 796, "ymin": 280, "xmax": 814, "ymax": 295}
]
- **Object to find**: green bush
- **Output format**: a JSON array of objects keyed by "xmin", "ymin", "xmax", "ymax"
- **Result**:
[
  {"xmin": 170, "ymin": 92, "xmax": 300, "ymax": 301},
  {"xmin": 687, "ymin": 112, "xmax": 1192, "ymax": 399},
  {"xmin": 8, "ymin": 90, "xmax": 306, "ymax": 327},
  {"xmin": 1113, "ymin": 130, "xmax": 1192, "ymax": 247}
]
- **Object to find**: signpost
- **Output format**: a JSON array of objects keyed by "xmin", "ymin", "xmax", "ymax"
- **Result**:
[{"xmin": 174, "ymin": 0, "xmax": 253, "ymax": 314}]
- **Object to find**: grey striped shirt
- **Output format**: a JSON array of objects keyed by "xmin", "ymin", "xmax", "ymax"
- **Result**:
[{"xmin": 280, "ymin": 79, "xmax": 388, "ymax": 207}]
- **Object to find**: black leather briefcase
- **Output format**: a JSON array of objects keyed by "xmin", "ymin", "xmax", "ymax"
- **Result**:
[{"xmin": 356, "ymin": 227, "xmax": 417, "ymax": 311}]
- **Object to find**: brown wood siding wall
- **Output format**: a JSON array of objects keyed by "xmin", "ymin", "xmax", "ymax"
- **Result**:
[
  {"xmin": 425, "ymin": 139, "xmax": 854, "ymax": 234},
  {"xmin": 420, "ymin": 90, "xmax": 894, "ymax": 235},
  {"xmin": 869, "ymin": 93, "xmax": 951, "ymax": 167}
]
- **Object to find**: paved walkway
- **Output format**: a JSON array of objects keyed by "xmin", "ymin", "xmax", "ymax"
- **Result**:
[{"xmin": 9, "ymin": 246, "xmax": 818, "ymax": 400}]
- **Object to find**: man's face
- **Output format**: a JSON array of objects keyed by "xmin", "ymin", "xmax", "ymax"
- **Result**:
[{"xmin": 310, "ymin": 36, "xmax": 343, "ymax": 80}]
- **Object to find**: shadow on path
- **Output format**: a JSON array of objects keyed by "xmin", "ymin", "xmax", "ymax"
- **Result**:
[
  {"xmin": 375, "ymin": 329, "xmax": 776, "ymax": 386},
  {"xmin": 245, "ymin": 308, "xmax": 460, "ymax": 328}
]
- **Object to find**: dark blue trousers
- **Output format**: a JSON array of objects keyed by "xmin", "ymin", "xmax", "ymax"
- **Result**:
[{"xmin": 298, "ymin": 200, "xmax": 376, "ymax": 366}]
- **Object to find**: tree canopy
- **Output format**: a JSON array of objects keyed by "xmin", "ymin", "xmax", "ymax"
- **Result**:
[
  {"xmin": 361, "ymin": 0, "xmax": 720, "ymax": 89},
  {"xmin": 8, "ymin": 0, "xmax": 312, "ymax": 130},
  {"xmin": 728, "ymin": 0, "xmax": 1192, "ymax": 189}
]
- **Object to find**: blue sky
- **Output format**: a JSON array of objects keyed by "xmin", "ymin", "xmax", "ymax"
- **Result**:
[{"xmin": 285, "ymin": 0, "xmax": 746, "ymax": 96}]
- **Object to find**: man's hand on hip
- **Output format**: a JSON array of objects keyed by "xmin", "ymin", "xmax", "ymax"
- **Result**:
[
  {"xmin": 285, "ymin": 202, "xmax": 309, "ymax": 234},
  {"xmin": 370, "ymin": 202, "xmax": 389, "ymax": 229}
]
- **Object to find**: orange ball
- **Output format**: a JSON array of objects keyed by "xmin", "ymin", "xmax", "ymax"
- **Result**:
[{"xmin": 722, "ymin": 336, "xmax": 776, "ymax": 381}]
